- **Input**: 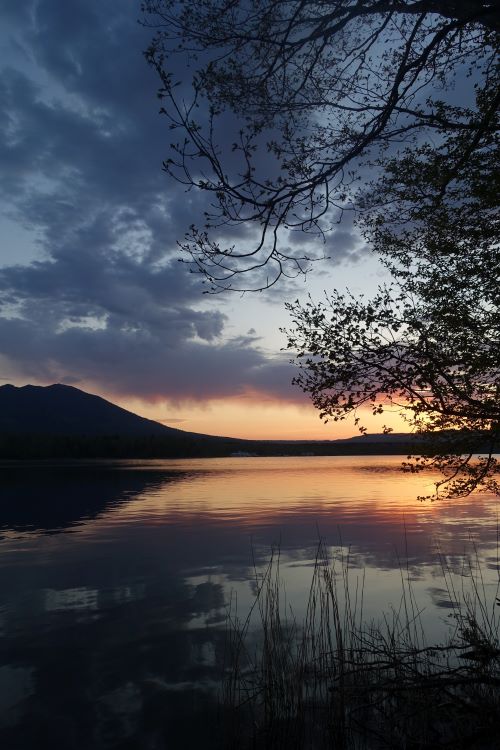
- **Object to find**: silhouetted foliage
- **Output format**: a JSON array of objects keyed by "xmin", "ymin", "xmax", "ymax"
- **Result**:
[
  {"xmin": 143, "ymin": 0, "xmax": 499, "ymax": 290},
  {"xmin": 286, "ymin": 121, "xmax": 499, "ymax": 497},
  {"xmin": 143, "ymin": 2, "xmax": 499, "ymax": 494}
]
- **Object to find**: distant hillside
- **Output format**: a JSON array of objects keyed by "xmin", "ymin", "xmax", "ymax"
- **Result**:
[
  {"xmin": 0, "ymin": 383, "xmax": 245, "ymax": 458},
  {"xmin": 0, "ymin": 384, "xmax": 200, "ymax": 438},
  {"xmin": 0, "ymin": 383, "xmax": 437, "ymax": 460},
  {"xmin": 329, "ymin": 432, "xmax": 421, "ymax": 445}
]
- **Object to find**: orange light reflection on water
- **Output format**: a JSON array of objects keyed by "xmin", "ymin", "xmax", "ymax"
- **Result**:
[{"xmin": 95, "ymin": 456, "xmax": 499, "ymax": 550}]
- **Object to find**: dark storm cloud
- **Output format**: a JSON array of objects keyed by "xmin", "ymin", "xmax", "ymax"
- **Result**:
[
  {"xmin": 0, "ymin": 0, "xmax": 316, "ymax": 403},
  {"xmin": 0, "ymin": 315, "xmax": 301, "ymax": 402}
]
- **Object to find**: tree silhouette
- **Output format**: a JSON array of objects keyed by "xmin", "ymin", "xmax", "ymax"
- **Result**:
[
  {"xmin": 143, "ymin": 1, "xmax": 499, "ymax": 494},
  {"xmin": 285, "ymin": 118, "xmax": 499, "ymax": 497},
  {"xmin": 143, "ymin": 0, "xmax": 499, "ymax": 290}
]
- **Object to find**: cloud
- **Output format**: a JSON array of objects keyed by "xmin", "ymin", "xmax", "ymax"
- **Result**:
[
  {"xmin": 0, "ymin": 314, "xmax": 303, "ymax": 403},
  {"xmin": 0, "ymin": 0, "xmax": 317, "ymax": 405}
]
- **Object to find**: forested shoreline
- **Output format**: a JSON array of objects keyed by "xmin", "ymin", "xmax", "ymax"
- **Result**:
[{"xmin": 1, "ymin": 431, "xmax": 495, "ymax": 460}]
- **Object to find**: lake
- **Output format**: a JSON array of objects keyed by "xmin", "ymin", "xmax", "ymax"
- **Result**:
[{"xmin": 1, "ymin": 456, "xmax": 499, "ymax": 748}]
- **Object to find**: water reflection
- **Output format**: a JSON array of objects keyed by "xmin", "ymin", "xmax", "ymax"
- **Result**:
[
  {"xmin": 0, "ymin": 457, "xmax": 498, "ymax": 748},
  {"xmin": 0, "ymin": 464, "xmax": 189, "ymax": 533}
]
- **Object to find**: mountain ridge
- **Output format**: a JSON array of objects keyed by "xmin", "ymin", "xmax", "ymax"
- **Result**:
[
  {"xmin": 0, "ymin": 383, "xmax": 421, "ymax": 459},
  {"xmin": 0, "ymin": 383, "xmax": 210, "ymax": 438}
]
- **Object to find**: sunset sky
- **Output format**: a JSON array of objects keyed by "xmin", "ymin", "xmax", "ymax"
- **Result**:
[{"xmin": 0, "ymin": 0, "xmax": 407, "ymax": 440}]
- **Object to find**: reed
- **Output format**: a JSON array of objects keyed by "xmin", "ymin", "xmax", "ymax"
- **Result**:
[{"xmin": 221, "ymin": 541, "xmax": 500, "ymax": 749}]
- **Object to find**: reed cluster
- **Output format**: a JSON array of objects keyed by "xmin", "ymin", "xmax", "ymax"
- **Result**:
[{"xmin": 222, "ymin": 543, "xmax": 500, "ymax": 749}]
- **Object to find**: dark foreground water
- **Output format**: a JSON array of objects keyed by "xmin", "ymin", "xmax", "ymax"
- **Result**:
[{"xmin": 0, "ymin": 457, "xmax": 499, "ymax": 749}]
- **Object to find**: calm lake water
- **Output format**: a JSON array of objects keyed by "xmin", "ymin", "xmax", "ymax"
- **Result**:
[{"xmin": 1, "ymin": 456, "xmax": 499, "ymax": 748}]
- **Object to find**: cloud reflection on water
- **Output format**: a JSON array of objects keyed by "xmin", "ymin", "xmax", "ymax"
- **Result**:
[{"xmin": 0, "ymin": 457, "xmax": 498, "ymax": 749}]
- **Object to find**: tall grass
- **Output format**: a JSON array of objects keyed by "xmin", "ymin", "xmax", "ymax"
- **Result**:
[{"xmin": 221, "ymin": 542, "xmax": 500, "ymax": 749}]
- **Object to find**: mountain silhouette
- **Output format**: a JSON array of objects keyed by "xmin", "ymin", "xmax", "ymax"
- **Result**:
[
  {"xmin": 0, "ymin": 383, "xmax": 200, "ymax": 438},
  {"xmin": 0, "ymin": 464, "xmax": 185, "ymax": 532},
  {"xmin": 0, "ymin": 383, "xmax": 448, "ymax": 459},
  {"xmin": 0, "ymin": 383, "xmax": 247, "ymax": 458}
]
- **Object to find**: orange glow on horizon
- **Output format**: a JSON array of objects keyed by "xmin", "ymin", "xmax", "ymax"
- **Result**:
[{"xmin": 113, "ymin": 393, "xmax": 410, "ymax": 441}]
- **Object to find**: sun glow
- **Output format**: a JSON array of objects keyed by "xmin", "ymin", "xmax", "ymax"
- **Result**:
[{"xmin": 114, "ymin": 393, "xmax": 409, "ymax": 441}]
